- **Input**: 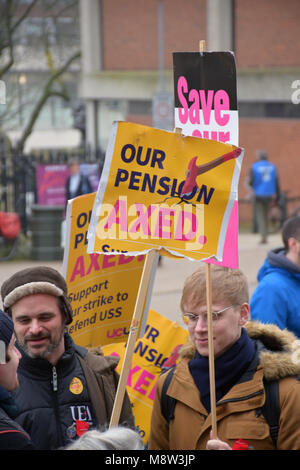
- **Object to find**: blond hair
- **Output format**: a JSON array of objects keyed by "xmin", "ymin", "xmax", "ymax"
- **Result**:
[{"xmin": 180, "ymin": 264, "xmax": 249, "ymax": 314}]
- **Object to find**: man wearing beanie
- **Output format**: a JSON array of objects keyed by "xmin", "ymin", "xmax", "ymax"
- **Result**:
[
  {"xmin": 1, "ymin": 266, "xmax": 134, "ymax": 450},
  {"xmin": 0, "ymin": 310, "xmax": 35, "ymax": 449}
]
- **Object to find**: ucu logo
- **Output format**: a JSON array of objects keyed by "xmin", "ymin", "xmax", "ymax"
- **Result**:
[{"xmin": 106, "ymin": 327, "xmax": 129, "ymax": 338}]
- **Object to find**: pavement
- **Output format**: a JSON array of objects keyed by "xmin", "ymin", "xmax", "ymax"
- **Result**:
[{"xmin": 0, "ymin": 231, "xmax": 282, "ymax": 329}]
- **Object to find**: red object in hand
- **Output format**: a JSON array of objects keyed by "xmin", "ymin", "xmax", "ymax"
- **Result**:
[
  {"xmin": 232, "ymin": 439, "xmax": 251, "ymax": 450},
  {"xmin": 76, "ymin": 420, "xmax": 90, "ymax": 437}
]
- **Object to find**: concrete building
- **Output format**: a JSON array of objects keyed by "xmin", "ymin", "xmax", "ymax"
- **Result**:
[{"xmin": 79, "ymin": 0, "xmax": 300, "ymax": 223}]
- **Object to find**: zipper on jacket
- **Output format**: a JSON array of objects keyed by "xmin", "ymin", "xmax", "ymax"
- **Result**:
[
  {"xmin": 217, "ymin": 389, "xmax": 264, "ymax": 407},
  {"xmin": 52, "ymin": 366, "xmax": 58, "ymax": 391}
]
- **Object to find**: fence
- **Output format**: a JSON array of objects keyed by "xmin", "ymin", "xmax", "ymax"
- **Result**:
[{"xmin": 0, "ymin": 138, "xmax": 105, "ymax": 234}]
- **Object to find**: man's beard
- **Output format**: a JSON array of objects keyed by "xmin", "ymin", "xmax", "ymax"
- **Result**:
[{"xmin": 17, "ymin": 328, "xmax": 65, "ymax": 360}]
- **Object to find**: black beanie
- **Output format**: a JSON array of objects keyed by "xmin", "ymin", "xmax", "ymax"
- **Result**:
[{"xmin": 0, "ymin": 310, "xmax": 14, "ymax": 364}]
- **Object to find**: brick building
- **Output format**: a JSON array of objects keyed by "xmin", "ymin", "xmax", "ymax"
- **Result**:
[{"xmin": 79, "ymin": 0, "xmax": 300, "ymax": 223}]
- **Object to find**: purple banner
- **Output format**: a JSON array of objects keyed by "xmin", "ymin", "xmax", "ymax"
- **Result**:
[{"xmin": 36, "ymin": 163, "xmax": 100, "ymax": 205}]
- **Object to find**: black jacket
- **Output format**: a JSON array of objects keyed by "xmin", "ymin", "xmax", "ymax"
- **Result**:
[
  {"xmin": 65, "ymin": 174, "xmax": 92, "ymax": 201},
  {"xmin": 13, "ymin": 334, "xmax": 134, "ymax": 450},
  {"xmin": 0, "ymin": 399, "xmax": 35, "ymax": 450}
]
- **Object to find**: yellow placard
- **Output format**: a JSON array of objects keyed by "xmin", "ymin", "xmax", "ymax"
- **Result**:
[
  {"xmin": 102, "ymin": 309, "xmax": 189, "ymax": 444},
  {"xmin": 62, "ymin": 192, "xmax": 153, "ymax": 348},
  {"xmin": 88, "ymin": 121, "xmax": 243, "ymax": 261}
]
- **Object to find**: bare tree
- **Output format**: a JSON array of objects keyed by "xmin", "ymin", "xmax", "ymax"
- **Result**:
[{"xmin": 0, "ymin": 0, "xmax": 81, "ymax": 152}]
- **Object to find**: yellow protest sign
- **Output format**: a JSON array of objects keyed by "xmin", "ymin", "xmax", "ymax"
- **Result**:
[
  {"xmin": 102, "ymin": 309, "xmax": 189, "ymax": 443},
  {"xmin": 88, "ymin": 121, "xmax": 243, "ymax": 262},
  {"xmin": 62, "ymin": 192, "xmax": 154, "ymax": 348}
]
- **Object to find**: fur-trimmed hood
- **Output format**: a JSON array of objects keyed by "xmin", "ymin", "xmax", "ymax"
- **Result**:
[{"xmin": 179, "ymin": 321, "xmax": 300, "ymax": 381}]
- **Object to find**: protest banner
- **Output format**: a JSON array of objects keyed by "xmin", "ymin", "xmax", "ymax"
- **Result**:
[
  {"xmin": 173, "ymin": 49, "xmax": 238, "ymax": 145},
  {"xmin": 36, "ymin": 163, "xmax": 100, "ymax": 206},
  {"xmin": 102, "ymin": 309, "xmax": 189, "ymax": 444},
  {"xmin": 62, "ymin": 192, "xmax": 156, "ymax": 348},
  {"xmin": 173, "ymin": 46, "xmax": 239, "ymax": 270},
  {"xmin": 87, "ymin": 121, "xmax": 243, "ymax": 263},
  {"xmin": 87, "ymin": 119, "xmax": 243, "ymax": 429},
  {"xmin": 36, "ymin": 164, "xmax": 69, "ymax": 206}
]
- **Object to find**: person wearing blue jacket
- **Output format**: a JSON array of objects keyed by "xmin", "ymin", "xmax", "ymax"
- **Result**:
[
  {"xmin": 250, "ymin": 216, "xmax": 300, "ymax": 338},
  {"xmin": 249, "ymin": 150, "xmax": 280, "ymax": 243}
]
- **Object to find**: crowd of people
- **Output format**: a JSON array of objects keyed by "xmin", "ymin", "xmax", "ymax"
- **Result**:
[{"xmin": 1, "ymin": 214, "xmax": 300, "ymax": 451}]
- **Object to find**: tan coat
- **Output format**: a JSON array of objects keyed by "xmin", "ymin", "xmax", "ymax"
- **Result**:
[{"xmin": 149, "ymin": 322, "xmax": 300, "ymax": 450}]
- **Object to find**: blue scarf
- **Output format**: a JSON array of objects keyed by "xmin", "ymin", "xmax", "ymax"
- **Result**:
[{"xmin": 188, "ymin": 328, "xmax": 255, "ymax": 413}]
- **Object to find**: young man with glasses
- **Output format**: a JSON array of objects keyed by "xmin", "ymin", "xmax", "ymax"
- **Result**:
[{"xmin": 149, "ymin": 265, "xmax": 300, "ymax": 450}]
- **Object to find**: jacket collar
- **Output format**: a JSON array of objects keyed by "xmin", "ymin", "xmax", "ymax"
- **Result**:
[
  {"xmin": 18, "ymin": 333, "xmax": 75, "ymax": 376},
  {"xmin": 179, "ymin": 321, "xmax": 300, "ymax": 382}
]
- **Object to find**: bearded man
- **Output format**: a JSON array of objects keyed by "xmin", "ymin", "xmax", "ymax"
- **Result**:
[{"xmin": 1, "ymin": 266, "xmax": 134, "ymax": 450}]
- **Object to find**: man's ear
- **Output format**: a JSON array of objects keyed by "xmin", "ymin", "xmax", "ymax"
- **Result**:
[
  {"xmin": 239, "ymin": 303, "xmax": 250, "ymax": 326},
  {"xmin": 288, "ymin": 236, "xmax": 299, "ymax": 253}
]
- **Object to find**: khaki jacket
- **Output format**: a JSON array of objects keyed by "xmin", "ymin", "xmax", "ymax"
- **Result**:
[{"xmin": 149, "ymin": 322, "xmax": 300, "ymax": 450}]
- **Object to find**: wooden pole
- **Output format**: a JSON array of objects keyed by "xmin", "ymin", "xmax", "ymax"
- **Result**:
[
  {"xmin": 199, "ymin": 37, "xmax": 217, "ymax": 438},
  {"xmin": 109, "ymin": 249, "xmax": 156, "ymax": 428},
  {"xmin": 199, "ymin": 39, "xmax": 206, "ymax": 54},
  {"xmin": 205, "ymin": 262, "xmax": 217, "ymax": 438}
]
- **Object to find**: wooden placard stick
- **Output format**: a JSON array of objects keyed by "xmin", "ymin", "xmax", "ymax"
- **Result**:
[
  {"xmin": 199, "ymin": 39, "xmax": 206, "ymax": 55},
  {"xmin": 109, "ymin": 249, "xmax": 156, "ymax": 428},
  {"xmin": 205, "ymin": 262, "xmax": 217, "ymax": 438},
  {"xmin": 199, "ymin": 37, "xmax": 217, "ymax": 438}
]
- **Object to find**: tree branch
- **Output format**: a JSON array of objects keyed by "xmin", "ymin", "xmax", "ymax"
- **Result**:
[{"xmin": 16, "ymin": 50, "xmax": 80, "ymax": 153}]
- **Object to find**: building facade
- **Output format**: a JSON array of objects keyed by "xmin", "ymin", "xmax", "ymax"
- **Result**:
[{"xmin": 80, "ymin": 0, "xmax": 300, "ymax": 223}]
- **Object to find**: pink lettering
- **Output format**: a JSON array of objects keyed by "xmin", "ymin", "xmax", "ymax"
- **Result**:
[
  {"xmin": 133, "ymin": 370, "xmax": 156, "ymax": 396},
  {"xmin": 102, "ymin": 254, "xmax": 116, "ymax": 268},
  {"xmin": 188, "ymin": 89, "xmax": 200, "ymax": 124},
  {"xmin": 154, "ymin": 207, "xmax": 174, "ymax": 238},
  {"xmin": 70, "ymin": 256, "xmax": 85, "ymax": 282},
  {"xmin": 214, "ymin": 90, "xmax": 230, "ymax": 126},
  {"xmin": 129, "ymin": 204, "xmax": 156, "ymax": 236},
  {"xmin": 174, "ymin": 210, "xmax": 198, "ymax": 241},
  {"xmin": 218, "ymin": 131, "xmax": 230, "ymax": 143},
  {"xmin": 104, "ymin": 199, "xmax": 127, "ymax": 231},
  {"xmin": 86, "ymin": 253, "xmax": 101, "ymax": 275},
  {"xmin": 127, "ymin": 365, "xmax": 141, "ymax": 387},
  {"xmin": 199, "ymin": 90, "xmax": 214, "ymax": 125},
  {"xmin": 148, "ymin": 382, "xmax": 157, "ymax": 401},
  {"xmin": 177, "ymin": 76, "xmax": 188, "ymax": 124}
]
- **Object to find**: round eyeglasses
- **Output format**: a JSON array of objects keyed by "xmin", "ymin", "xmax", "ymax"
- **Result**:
[{"xmin": 183, "ymin": 305, "xmax": 236, "ymax": 324}]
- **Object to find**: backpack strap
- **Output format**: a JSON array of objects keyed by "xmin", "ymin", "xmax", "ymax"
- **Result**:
[
  {"xmin": 261, "ymin": 379, "xmax": 280, "ymax": 447},
  {"xmin": 161, "ymin": 366, "xmax": 176, "ymax": 423}
]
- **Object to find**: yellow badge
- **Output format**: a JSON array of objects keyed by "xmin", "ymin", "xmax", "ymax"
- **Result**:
[{"xmin": 69, "ymin": 377, "xmax": 83, "ymax": 395}]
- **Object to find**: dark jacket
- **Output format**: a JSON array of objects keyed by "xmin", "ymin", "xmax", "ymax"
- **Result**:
[
  {"xmin": 65, "ymin": 174, "xmax": 92, "ymax": 201},
  {"xmin": 13, "ymin": 334, "xmax": 134, "ymax": 450},
  {"xmin": 0, "ymin": 389, "xmax": 35, "ymax": 450}
]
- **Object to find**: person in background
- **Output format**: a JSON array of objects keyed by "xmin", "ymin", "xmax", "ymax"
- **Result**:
[
  {"xmin": 0, "ymin": 310, "xmax": 35, "ymax": 450},
  {"xmin": 248, "ymin": 149, "xmax": 280, "ymax": 244},
  {"xmin": 65, "ymin": 158, "xmax": 92, "ymax": 202},
  {"xmin": 0, "ymin": 266, "xmax": 134, "ymax": 450},
  {"xmin": 65, "ymin": 426, "xmax": 144, "ymax": 450},
  {"xmin": 149, "ymin": 265, "xmax": 300, "ymax": 450},
  {"xmin": 250, "ymin": 216, "xmax": 300, "ymax": 338}
]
